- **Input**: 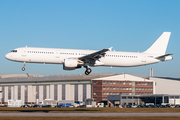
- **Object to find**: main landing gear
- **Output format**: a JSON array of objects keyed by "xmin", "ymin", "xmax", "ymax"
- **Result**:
[
  {"xmin": 85, "ymin": 66, "xmax": 92, "ymax": 75},
  {"xmin": 22, "ymin": 62, "xmax": 26, "ymax": 71}
]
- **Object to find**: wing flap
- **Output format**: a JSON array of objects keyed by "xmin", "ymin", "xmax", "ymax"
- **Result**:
[{"xmin": 79, "ymin": 48, "xmax": 110, "ymax": 61}]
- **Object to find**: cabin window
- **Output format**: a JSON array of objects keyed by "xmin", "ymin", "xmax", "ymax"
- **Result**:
[{"xmin": 11, "ymin": 50, "xmax": 17, "ymax": 52}]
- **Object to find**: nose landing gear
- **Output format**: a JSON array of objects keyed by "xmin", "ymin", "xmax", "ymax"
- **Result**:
[{"xmin": 22, "ymin": 62, "xmax": 26, "ymax": 71}]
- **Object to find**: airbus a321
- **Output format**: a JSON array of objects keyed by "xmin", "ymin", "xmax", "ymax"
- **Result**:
[{"xmin": 5, "ymin": 32, "xmax": 173, "ymax": 75}]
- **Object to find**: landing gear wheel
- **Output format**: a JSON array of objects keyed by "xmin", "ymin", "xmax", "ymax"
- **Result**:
[
  {"xmin": 85, "ymin": 68, "xmax": 92, "ymax": 75},
  {"xmin": 22, "ymin": 67, "xmax": 25, "ymax": 71}
]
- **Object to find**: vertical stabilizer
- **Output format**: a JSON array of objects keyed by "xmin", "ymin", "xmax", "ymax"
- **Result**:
[{"xmin": 143, "ymin": 32, "xmax": 171, "ymax": 55}]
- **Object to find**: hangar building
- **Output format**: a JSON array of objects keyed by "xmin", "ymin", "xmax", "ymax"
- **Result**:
[{"xmin": 0, "ymin": 73, "xmax": 179, "ymax": 105}]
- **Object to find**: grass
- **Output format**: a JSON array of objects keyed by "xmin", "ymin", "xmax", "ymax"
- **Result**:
[
  {"xmin": 0, "ymin": 117, "xmax": 180, "ymax": 120},
  {"xmin": 0, "ymin": 107, "xmax": 180, "ymax": 113}
]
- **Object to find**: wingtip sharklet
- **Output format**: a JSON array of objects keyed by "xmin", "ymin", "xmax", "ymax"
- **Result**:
[{"xmin": 108, "ymin": 47, "xmax": 113, "ymax": 51}]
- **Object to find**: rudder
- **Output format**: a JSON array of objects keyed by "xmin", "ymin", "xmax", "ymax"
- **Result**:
[{"xmin": 143, "ymin": 32, "xmax": 171, "ymax": 55}]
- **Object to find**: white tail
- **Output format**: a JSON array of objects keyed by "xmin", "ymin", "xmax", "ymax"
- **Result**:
[{"xmin": 143, "ymin": 32, "xmax": 171, "ymax": 55}]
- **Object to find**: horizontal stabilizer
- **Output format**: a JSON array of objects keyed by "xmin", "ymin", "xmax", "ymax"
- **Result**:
[{"xmin": 155, "ymin": 53, "xmax": 173, "ymax": 59}]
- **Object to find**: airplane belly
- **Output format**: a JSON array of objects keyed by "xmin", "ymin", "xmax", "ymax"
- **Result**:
[{"xmin": 101, "ymin": 58, "xmax": 143, "ymax": 67}]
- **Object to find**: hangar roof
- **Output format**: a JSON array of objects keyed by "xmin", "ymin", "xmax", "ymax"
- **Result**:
[
  {"xmin": 0, "ymin": 73, "xmax": 179, "ymax": 84},
  {"xmin": 0, "ymin": 73, "xmax": 116, "ymax": 83},
  {"xmin": 93, "ymin": 73, "xmax": 152, "ymax": 82}
]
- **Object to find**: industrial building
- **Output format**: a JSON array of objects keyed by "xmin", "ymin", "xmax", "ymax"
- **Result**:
[{"xmin": 0, "ymin": 73, "xmax": 180, "ymax": 106}]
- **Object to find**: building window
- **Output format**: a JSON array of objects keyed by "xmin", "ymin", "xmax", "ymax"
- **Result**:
[
  {"xmin": 83, "ymin": 84, "xmax": 86, "ymax": 101},
  {"xmin": 110, "ymin": 87, "xmax": 112, "ymax": 90},
  {"xmin": 138, "ymin": 82, "xmax": 141, "ymax": 85},
  {"xmin": 123, "ymin": 82, "xmax": 125, "ymax": 85},
  {"xmin": 128, "ymin": 96, "xmax": 132, "ymax": 99},
  {"xmin": 75, "ymin": 84, "xmax": 78, "ymax": 101},
  {"xmin": 122, "ymin": 96, "xmax": 126, "ymax": 99},
  {"xmin": 18, "ymin": 85, "xmax": 21, "ymax": 100},
  {"xmin": 54, "ymin": 85, "xmax": 57, "ymax": 100},
  {"xmin": 93, "ymin": 92, "xmax": 97, "ymax": 95},
  {"xmin": 106, "ymin": 87, "xmax": 109, "ymax": 90},
  {"xmin": 126, "ymin": 88, "xmax": 128, "ymax": 90},
  {"xmin": 129, "ymin": 82, "xmax": 132, "ymax": 85},
  {"xmin": 8, "ymin": 86, "xmax": 11, "ymax": 100},
  {"xmin": 116, "ymin": 87, "xmax": 119, "ymax": 90},
  {"xmin": 106, "ymin": 81, "xmax": 109, "ymax": 84},
  {"xmin": 62, "ymin": 84, "xmax": 65, "ymax": 100},
  {"xmin": 94, "ymin": 81, "xmax": 97, "ymax": 84},
  {"xmin": 123, "ymin": 87, "xmax": 125, "ymax": 90},
  {"xmin": 145, "ymin": 83, "xmax": 147, "ymax": 85},
  {"xmin": 129, "ymin": 88, "xmax": 132, "ymax": 90},
  {"xmin": 36, "ymin": 86, "xmax": 39, "ymax": 100},
  {"xmin": 113, "ymin": 87, "xmax": 115, "ymax": 90},
  {"xmin": 116, "ymin": 82, "xmax": 119, "ymax": 84},
  {"xmin": 94, "ymin": 87, "xmax": 97, "ymax": 90},
  {"xmin": 113, "ymin": 82, "xmax": 116, "ymax": 84},
  {"xmin": 103, "ymin": 87, "xmax": 106, "ymax": 90},
  {"xmin": 113, "ymin": 92, "xmax": 115, "ymax": 95},
  {"xmin": 110, "ymin": 81, "xmax": 112, "ymax": 84},
  {"xmin": 103, "ymin": 81, "xmax": 106, "ymax": 84},
  {"xmin": 25, "ymin": 85, "xmax": 28, "ymax": 104}
]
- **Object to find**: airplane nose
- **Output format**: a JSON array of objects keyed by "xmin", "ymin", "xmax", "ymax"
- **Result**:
[{"xmin": 5, "ymin": 53, "xmax": 11, "ymax": 60}]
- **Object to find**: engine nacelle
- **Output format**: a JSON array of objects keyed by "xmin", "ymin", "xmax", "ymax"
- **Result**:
[
  {"xmin": 63, "ymin": 59, "xmax": 80, "ymax": 70},
  {"xmin": 64, "ymin": 59, "xmax": 78, "ymax": 67},
  {"xmin": 63, "ymin": 64, "xmax": 76, "ymax": 70}
]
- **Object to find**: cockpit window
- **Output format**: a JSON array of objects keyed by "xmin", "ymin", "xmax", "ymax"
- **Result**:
[{"xmin": 11, "ymin": 50, "xmax": 17, "ymax": 52}]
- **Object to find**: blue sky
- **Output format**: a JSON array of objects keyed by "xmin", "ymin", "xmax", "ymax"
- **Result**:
[{"xmin": 0, "ymin": 0, "xmax": 180, "ymax": 77}]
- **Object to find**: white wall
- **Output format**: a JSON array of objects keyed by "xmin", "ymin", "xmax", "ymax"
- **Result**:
[
  {"xmin": 86, "ymin": 84, "xmax": 91, "ymax": 99},
  {"xmin": 70, "ymin": 85, "xmax": 74, "ymax": 101},
  {"xmin": 4, "ymin": 86, "xmax": 8, "ymax": 102},
  {"xmin": 65, "ymin": 84, "xmax": 70, "ymax": 100},
  {"xmin": 151, "ymin": 77, "xmax": 180, "ymax": 94},
  {"xmin": 78, "ymin": 85, "xmax": 83, "ymax": 102}
]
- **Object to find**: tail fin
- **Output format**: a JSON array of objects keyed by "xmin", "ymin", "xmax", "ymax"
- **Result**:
[{"xmin": 143, "ymin": 32, "xmax": 171, "ymax": 55}]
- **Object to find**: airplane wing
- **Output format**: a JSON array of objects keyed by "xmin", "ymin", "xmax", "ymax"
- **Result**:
[
  {"xmin": 78, "ymin": 48, "xmax": 111, "ymax": 62},
  {"xmin": 155, "ymin": 53, "xmax": 173, "ymax": 59}
]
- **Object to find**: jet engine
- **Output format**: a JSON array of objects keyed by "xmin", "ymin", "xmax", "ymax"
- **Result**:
[{"xmin": 63, "ymin": 59, "xmax": 82, "ymax": 70}]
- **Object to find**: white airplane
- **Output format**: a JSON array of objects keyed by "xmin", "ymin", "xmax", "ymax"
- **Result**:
[{"xmin": 5, "ymin": 32, "xmax": 173, "ymax": 75}]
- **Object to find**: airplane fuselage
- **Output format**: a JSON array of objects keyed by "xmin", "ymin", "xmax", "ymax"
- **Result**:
[{"xmin": 5, "ymin": 47, "xmax": 172, "ymax": 67}]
